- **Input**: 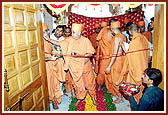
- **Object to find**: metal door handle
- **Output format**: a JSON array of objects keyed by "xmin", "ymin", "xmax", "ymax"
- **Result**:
[
  {"xmin": 7, "ymin": 92, "xmax": 29, "ymax": 111},
  {"xmin": 4, "ymin": 69, "xmax": 9, "ymax": 92}
]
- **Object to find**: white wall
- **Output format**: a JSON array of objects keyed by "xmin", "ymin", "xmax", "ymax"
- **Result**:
[
  {"xmin": 71, "ymin": 4, "xmax": 112, "ymax": 17},
  {"xmin": 143, "ymin": 4, "xmax": 155, "ymax": 22},
  {"xmin": 71, "ymin": 3, "xmax": 155, "ymax": 20}
]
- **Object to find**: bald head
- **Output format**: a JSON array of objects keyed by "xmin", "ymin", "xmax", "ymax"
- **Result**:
[
  {"xmin": 128, "ymin": 23, "xmax": 140, "ymax": 36},
  {"xmin": 129, "ymin": 24, "xmax": 139, "ymax": 32}
]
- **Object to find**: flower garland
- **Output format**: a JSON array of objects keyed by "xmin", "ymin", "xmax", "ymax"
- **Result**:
[
  {"xmin": 68, "ymin": 97, "xmax": 78, "ymax": 111},
  {"xmin": 96, "ymin": 87, "xmax": 107, "ymax": 111},
  {"xmin": 76, "ymin": 100, "xmax": 86, "ymax": 111},
  {"xmin": 104, "ymin": 90, "xmax": 116, "ymax": 111},
  {"xmin": 85, "ymin": 93, "xmax": 97, "ymax": 111},
  {"xmin": 68, "ymin": 87, "xmax": 116, "ymax": 111}
]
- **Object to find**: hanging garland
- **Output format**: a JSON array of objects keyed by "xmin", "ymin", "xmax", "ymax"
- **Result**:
[
  {"xmin": 124, "ymin": 3, "xmax": 141, "ymax": 8},
  {"xmin": 86, "ymin": 3, "xmax": 104, "ymax": 8},
  {"xmin": 46, "ymin": 3, "xmax": 70, "ymax": 13}
]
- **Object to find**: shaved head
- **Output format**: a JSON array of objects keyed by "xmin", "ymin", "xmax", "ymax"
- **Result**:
[{"xmin": 129, "ymin": 24, "xmax": 139, "ymax": 32}]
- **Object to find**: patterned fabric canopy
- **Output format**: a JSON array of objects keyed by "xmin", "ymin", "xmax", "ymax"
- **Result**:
[{"xmin": 68, "ymin": 10, "xmax": 144, "ymax": 39}]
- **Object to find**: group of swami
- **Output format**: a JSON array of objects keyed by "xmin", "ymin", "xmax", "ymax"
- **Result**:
[{"xmin": 43, "ymin": 17, "xmax": 153, "ymax": 110}]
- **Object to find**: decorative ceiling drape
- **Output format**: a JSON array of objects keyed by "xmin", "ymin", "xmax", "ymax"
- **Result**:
[{"xmin": 68, "ymin": 10, "xmax": 144, "ymax": 39}]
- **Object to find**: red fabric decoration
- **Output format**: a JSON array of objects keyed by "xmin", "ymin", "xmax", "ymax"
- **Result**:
[
  {"xmin": 90, "ymin": 4, "xmax": 101, "ymax": 6},
  {"xmin": 50, "ymin": 4, "xmax": 66, "ymax": 8},
  {"xmin": 68, "ymin": 10, "xmax": 144, "ymax": 39},
  {"xmin": 148, "ymin": 4, "xmax": 153, "ymax": 6}
]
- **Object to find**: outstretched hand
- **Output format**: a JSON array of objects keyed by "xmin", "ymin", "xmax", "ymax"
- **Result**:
[{"xmin": 105, "ymin": 66, "xmax": 111, "ymax": 74}]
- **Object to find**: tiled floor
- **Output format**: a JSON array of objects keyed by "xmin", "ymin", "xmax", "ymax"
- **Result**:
[
  {"xmin": 50, "ymin": 92, "xmax": 72, "ymax": 111},
  {"xmin": 50, "ymin": 92, "xmax": 131, "ymax": 111},
  {"xmin": 112, "ymin": 96, "xmax": 131, "ymax": 111}
]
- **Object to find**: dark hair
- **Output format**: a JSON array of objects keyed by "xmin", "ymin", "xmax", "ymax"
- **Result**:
[
  {"xmin": 109, "ymin": 19, "xmax": 118, "ymax": 26},
  {"xmin": 51, "ymin": 29, "xmax": 56, "ymax": 34},
  {"xmin": 56, "ymin": 25, "xmax": 65, "ymax": 32},
  {"xmin": 126, "ymin": 21, "xmax": 133, "ymax": 29},
  {"xmin": 113, "ymin": 27, "xmax": 121, "ymax": 31},
  {"xmin": 144, "ymin": 68, "xmax": 162, "ymax": 86},
  {"xmin": 64, "ymin": 27, "xmax": 71, "ymax": 32},
  {"xmin": 150, "ymin": 17, "xmax": 154, "ymax": 22}
]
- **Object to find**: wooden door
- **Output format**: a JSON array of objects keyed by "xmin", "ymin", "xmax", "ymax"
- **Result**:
[
  {"xmin": 3, "ymin": 4, "xmax": 49, "ymax": 111},
  {"xmin": 152, "ymin": 4, "xmax": 165, "ymax": 90}
]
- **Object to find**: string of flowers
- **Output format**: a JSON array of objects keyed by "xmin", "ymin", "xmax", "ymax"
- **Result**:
[
  {"xmin": 68, "ymin": 85, "xmax": 116, "ymax": 111},
  {"xmin": 104, "ymin": 90, "xmax": 116, "ymax": 111},
  {"xmin": 76, "ymin": 100, "xmax": 86, "ymax": 111},
  {"xmin": 68, "ymin": 97, "xmax": 78, "ymax": 111},
  {"xmin": 85, "ymin": 93, "xmax": 97, "ymax": 111},
  {"xmin": 96, "ymin": 87, "xmax": 107, "ymax": 111}
]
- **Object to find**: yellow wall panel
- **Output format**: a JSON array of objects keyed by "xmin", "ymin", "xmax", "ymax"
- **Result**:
[
  {"xmin": 20, "ymin": 69, "xmax": 31, "ymax": 88},
  {"xmin": 3, "ymin": 4, "xmax": 49, "ymax": 111},
  {"xmin": 34, "ymin": 86, "xmax": 43, "ymax": 104},
  {"xmin": 18, "ymin": 50, "xmax": 29, "ymax": 67},
  {"xmin": 27, "ymin": 12, "xmax": 35, "ymax": 26},
  {"xmin": 4, "ymin": 54, "xmax": 16, "ymax": 74},
  {"xmin": 8, "ymin": 75, "xmax": 20, "ymax": 96},
  {"xmin": 4, "ymin": 7, "xmax": 10, "ymax": 24},
  {"xmin": 152, "ymin": 4, "xmax": 164, "ymax": 90},
  {"xmin": 15, "ymin": 31, "xmax": 26, "ymax": 47},
  {"xmin": 28, "ymin": 31, "xmax": 36, "ymax": 44},
  {"xmin": 14, "ymin": 9, "xmax": 24, "ymax": 25},
  {"xmin": 35, "ymin": 100, "xmax": 44, "ymax": 111},
  {"xmin": 4, "ymin": 31, "xmax": 13, "ymax": 50},
  {"xmin": 24, "ymin": 4, "xmax": 34, "ymax": 9},
  {"xmin": 13, "ymin": 4, "xmax": 24, "ymax": 8},
  {"xmin": 30, "ymin": 47, "xmax": 38, "ymax": 62},
  {"xmin": 31, "ymin": 64, "xmax": 40, "ymax": 80},
  {"xmin": 22, "ymin": 94, "xmax": 34, "ymax": 111}
]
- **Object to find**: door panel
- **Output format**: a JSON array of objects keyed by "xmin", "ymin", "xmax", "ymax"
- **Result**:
[
  {"xmin": 3, "ymin": 3, "xmax": 49, "ymax": 111},
  {"xmin": 152, "ymin": 4, "xmax": 164, "ymax": 90}
]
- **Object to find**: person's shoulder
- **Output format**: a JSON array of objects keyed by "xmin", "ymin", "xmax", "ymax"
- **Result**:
[
  {"xmin": 146, "ymin": 86, "xmax": 163, "ymax": 94},
  {"xmin": 81, "ymin": 36, "xmax": 89, "ymax": 40},
  {"xmin": 133, "ymin": 33, "xmax": 144, "ymax": 40},
  {"xmin": 155, "ymin": 86, "xmax": 164, "ymax": 93},
  {"xmin": 60, "ymin": 36, "xmax": 71, "ymax": 45},
  {"xmin": 81, "ymin": 36, "xmax": 92, "ymax": 43}
]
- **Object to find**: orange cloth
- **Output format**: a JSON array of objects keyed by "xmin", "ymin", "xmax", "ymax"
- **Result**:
[
  {"xmin": 64, "ymin": 36, "xmax": 71, "ymax": 39},
  {"xmin": 120, "ymin": 33, "xmax": 150, "ymax": 103},
  {"xmin": 101, "ymin": 21, "xmax": 108, "ymax": 27},
  {"xmin": 138, "ymin": 21, "xmax": 145, "ymax": 26},
  {"xmin": 64, "ymin": 36, "xmax": 74, "ymax": 93},
  {"xmin": 124, "ymin": 18, "xmax": 131, "ymax": 24},
  {"xmin": 110, "ymin": 21, "xmax": 121, "ymax": 28},
  {"xmin": 143, "ymin": 31, "xmax": 152, "ymax": 43},
  {"xmin": 95, "ymin": 23, "xmax": 100, "ymax": 28},
  {"xmin": 94, "ymin": 27, "xmax": 114, "ymax": 95},
  {"xmin": 59, "ymin": 36, "xmax": 96, "ymax": 99},
  {"xmin": 64, "ymin": 71, "xmax": 73, "ymax": 93},
  {"xmin": 105, "ymin": 33, "xmax": 126, "ymax": 96},
  {"xmin": 42, "ymin": 23, "xmax": 48, "ymax": 31},
  {"xmin": 44, "ymin": 40, "xmax": 64, "ymax": 104},
  {"xmin": 72, "ymin": 23, "xmax": 84, "ymax": 32},
  {"xmin": 89, "ymin": 32, "xmax": 98, "ymax": 50}
]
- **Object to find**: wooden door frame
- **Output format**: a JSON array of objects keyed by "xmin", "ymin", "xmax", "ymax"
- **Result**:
[
  {"xmin": 35, "ymin": 4, "xmax": 50, "ymax": 110},
  {"xmin": 152, "ymin": 4, "xmax": 165, "ymax": 90}
]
